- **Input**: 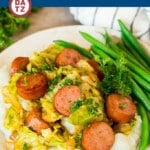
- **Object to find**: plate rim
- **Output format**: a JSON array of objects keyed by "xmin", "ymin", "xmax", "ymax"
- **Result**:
[{"xmin": 0, "ymin": 25, "xmax": 149, "ymax": 67}]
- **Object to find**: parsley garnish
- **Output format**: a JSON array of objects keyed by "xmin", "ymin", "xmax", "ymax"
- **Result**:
[
  {"xmin": 71, "ymin": 99, "xmax": 83, "ymax": 112},
  {"xmin": 119, "ymin": 103, "xmax": 127, "ymax": 110},
  {"xmin": 23, "ymin": 143, "xmax": 29, "ymax": 150},
  {"xmin": 41, "ymin": 63, "xmax": 55, "ymax": 71},
  {"xmin": 99, "ymin": 57, "xmax": 132, "ymax": 96},
  {"xmin": 48, "ymin": 75, "xmax": 61, "ymax": 91}
]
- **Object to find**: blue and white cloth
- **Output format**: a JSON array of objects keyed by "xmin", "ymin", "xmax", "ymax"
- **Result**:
[{"xmin": 70, "ymin": 7, "xmax": 150, "ymax": 42}]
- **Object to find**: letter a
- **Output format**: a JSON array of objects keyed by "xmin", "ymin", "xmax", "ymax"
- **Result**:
[{"xmin": 20, "ymin": 0, "xmax": 25, "ymax": 5}]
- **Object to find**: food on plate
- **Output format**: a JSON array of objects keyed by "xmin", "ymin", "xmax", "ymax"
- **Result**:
[
  {"xmin": 54, "ymin": 85, "xmax": 81, "ymax": 116},
  {"xmin": 9, "ymin": 57, "xmax": 29, "ymax": 76},
  {"xmin": 55, "ymin": 48, "xmax": 81, "ymax": 67},
  {"xmin": 82, "ymin": 121, "xmax": 115, "ymax": 150},
  {"xmin": 0, "ymin": 20, "xmax": 149, "ymax": 150},
  {"xmin": 106, "ymin": 93, "xmax": 137, "ymax": 123},
  {"xmin": 87, "ymin": 59, "xmax": 104, "ymax": 80},
  {"xmin": 25, "ymin": 108, "xmax": 50, "ymax": 134},
  {"xmin": 16, "ymin": 73, "xmax": 48, "ymax": 100}
]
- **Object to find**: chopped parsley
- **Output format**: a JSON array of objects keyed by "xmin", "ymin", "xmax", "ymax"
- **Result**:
[
  {"xmin": 88, "ymin": 105, "xmax": 98, "ymax": 115},
  {"xmin": 23, "ymin": 143, "xmax": 29, "ymax": 150},
  {"xmin": 99, "ymin": 58, "xmax": 132, "ymax": 96},
  {"xmin": 119, "ymin": 102, "xmax": 127, "ymax": 110},
  {"xmin": 74, "ymin": 78, "xmax": 81, "ymax": 86},
  {"xmin": 41, "ymin": 63, "xmax": 55, "ymax": 71},
  {"xmin": 48, "ymin": 75, "xmax": 61, "ymax": 91},
  {"xmin": 71, "ymin": 99, "xmax": 83, "ymax": 112},
  {"xmin": 71, "ymin": 98, "xmax": 99, "ymax": 114},
  {"xmin": 75, "ymin": 133, "xmax": 82, "ymax": 147},
  {"xmin": 63, "ymin": 78, "xmax": 73, "ymax": 86},
  {"xmin": 31, "ymin": 67, "xmax": 38, "ymax": 73}
]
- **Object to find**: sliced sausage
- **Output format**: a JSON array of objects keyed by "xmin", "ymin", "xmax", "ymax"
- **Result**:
[
  {"xmin": 25, "ymin": 108, "xmax": 49, "ymax": 134},
  {"xmin": 106, "ymin": 93, "xmax": 136, "ymax": 123},
  {"xmin": 55, "ymin": 48, "xmax": 81, "ymax": 67},
  {"xmin": 54, "ymin": 85, "xmax": 81, "ymax": 116},
  {"xmin": 16, "ymin": 73, "xmax": 48, "ymax": 100},
  {"xmin": 10, "ymin": 57, "xmax": 29, "ymax": 76},
  {"xmin": 82, "ymin": 121, "xmax": 115, "ymax": 150},
  {"xmin": 87, "ymin": 59, "xmax": 104, "ymax": 80}
]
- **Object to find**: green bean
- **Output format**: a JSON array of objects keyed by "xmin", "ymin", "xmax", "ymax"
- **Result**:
[
  {"xmin": 80, "ymin": 31, "xmax": 118, "ymax": 59},
  {"xmin": 117, "ymin": 41, "xmax": 129, "ymax": 52},
  {"xmin": 131, "ymin": 72, "xmax": 150, "ymax": 92},
  {"xmin": 137, "ymin": 102, "xmax": 150, "ymax": 150},
  {"xmin": 146, "ymin": 91, "xmax": 150, "ymax": 100},
  {"xmin": 126, "ymin": 62, "xmax": 150, "ymax": 83},
  {"xmin": 102, "ymin": 30, "xmax": 113, "ymax": 46},
  {"xmin": 91, "ymin": 45, "xmax": 113, "ymax": 61},
  {"xmin": 108, "ymin": 41, "xmax": 147, "ymax": 71},
  {"xmin": 93, "ymin": 43, "xmax": 150, "ymax": 95},
  {"xmin": 103, "ymin": 39, "xmax": 150, "ymax": 91},
  {"xmin": 80, "ymin": 31, "xmax": 150, "ymax": 83},
  {"xmin": 122, "ymin": 37, "xmax": 150, "ymax": 70},
  {"xmin": 103, "ymin": 22, "xmax": 150, "ymax": 70},
  {"xmin": 118, "ymin": 19, "xmax": 150, "ymax": 66},
  {"xmin": 53, "ymin": 40, "xmax": 93, "ymax": 59},
  {"xmin": 103, "ymin": 32, "xmax": 148, "ymax": 71},
  {"xmin": 149, "ymin": 119, "xmax": 150, "ymax": 144},
  {"xmin": 131, "ymin": 79, "xmax": 150, "ymax": 111}
]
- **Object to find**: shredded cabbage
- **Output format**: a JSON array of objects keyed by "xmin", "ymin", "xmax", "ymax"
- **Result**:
[{"xmin": 4, "ymin": 106, "xmax": 23, "ymax": 131}]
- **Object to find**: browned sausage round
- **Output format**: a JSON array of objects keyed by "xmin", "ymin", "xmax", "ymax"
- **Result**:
[
  {"xmin": 82, "ymin": 121, "xmax": 115, "ymax": 150},
  {"xmin": 55, "ymin": 48, "xmax": 81, "ymax": 67},
  {"xmin": 106, "ymin": 93, "xmax": 137, "ymax": 123},
  {"xmin": 16, "ymin": 73, "xmax": 48, "ymax": 100},
  {"xmin": 10, "ymin": 57, "xmax": 29, "ymax": 76},
  {"xmin": 25, "ymin": 108, "xmax": 49, "ymax": 134},
  {"xmin": 87, "ymin": 59, "xmax": 104, "ymax": 80},
  {"xmin": 54, "ymin": 85, "xmax": 81, "ymax": 116}
]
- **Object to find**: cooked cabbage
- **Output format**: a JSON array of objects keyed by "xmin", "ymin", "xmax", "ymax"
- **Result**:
[
  {"xmin": 14, "ymin": 126, "xmax": 46, "ymax": 150},
  {"xmin": 40, "ymin": 98, "xmax": 62, "ymax": 123},
  {"xmin": 4, "ymin": 107, "xmax": 23, "ymax": 132}
]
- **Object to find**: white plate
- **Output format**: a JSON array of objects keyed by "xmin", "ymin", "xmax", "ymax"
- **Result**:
[
  {"xmin": 0, "ymin": 25, "xmax": 150, "ymax": 150},
  {"xmin": 0, "ymin": 25, "xmax": 149, "ymax": 67},
  {"xmin": 0, "ymin": 25, "xmax": 120, "ymax": 67},
  {"xmin": 0, "ymin": 26, "xmax": 100, "ymax": 66}
]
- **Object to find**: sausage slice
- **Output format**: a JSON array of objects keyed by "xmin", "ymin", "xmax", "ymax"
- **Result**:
[
  {"xmin": 54, "ymin": 85, "xmax": 81, "ymax": 116},
  {"xmin": 87, "ymin": 59, "xmax": 104, "ymax": 80},
  {"xmin": 106, "ymin": 93, "xmax": 136, "ymax": 123},
  {"xmin": 10, "ymin": 57, "xmax": 29, "ymax": 76},
  {"xmin": 25, "ymin": 109, "xmax": 49, "ymax": 134},
  {"xmin": 55, "ymin": 48, "xmax": 81, "ymax": 67},
  {"xmin": 82, "ymin": 121, "xmax": 115, "ymax": 150},
  {"xmin": 16, "ymin": 73, "xmax": 48, "ymax": 100}
]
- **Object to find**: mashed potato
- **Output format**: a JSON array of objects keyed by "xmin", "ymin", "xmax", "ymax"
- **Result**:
[{"xmin": 111, "ymin": 115, "xmax": 141, "ymax": 150}]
